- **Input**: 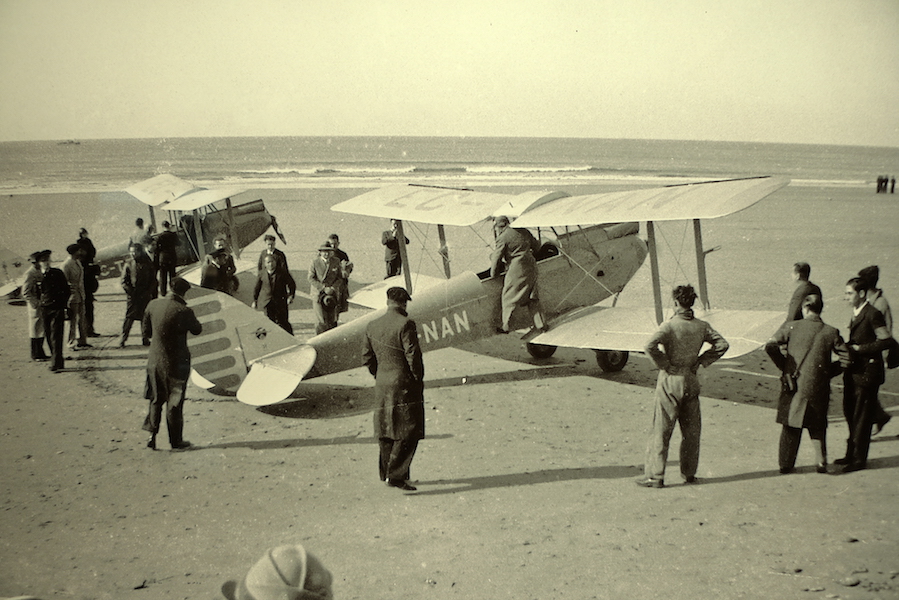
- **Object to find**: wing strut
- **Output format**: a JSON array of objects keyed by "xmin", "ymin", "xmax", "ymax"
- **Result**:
[
  {"xmin": 396, "ymin": 220, "xmax": 414, "ymax": 295},
  {"xmin": 693, "ymin": 219, "xmax": 710, "ymax": 310},
  {"xmin": 437, "ymin": 224, "xmax": 451, "ymax": 278},
  {"xmin": 647, "ymin": 221, "xmax": 664, "ymax": 325},
  {"xmin": 225, "ymin": 197, "xmax": 240, "ymax": 258}
]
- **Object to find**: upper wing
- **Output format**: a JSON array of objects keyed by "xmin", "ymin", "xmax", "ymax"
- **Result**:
[
  {"xmin": 331, "ymin": 184, "xmax": 518, "ymax": 226},
  {"xmin": 331, "ymin": 177, "xmax": 788, "ymax": 227},
  {"xmin": 529, "ymin": 305, "xmax": 785, "ymax": 359},
  {"xmin": 512, "ymin": 176, "xmax": 790, "ymax": 227},
  {"xmin": 125, "ymin": 174, "xmax": 244, "ymax": 210}
]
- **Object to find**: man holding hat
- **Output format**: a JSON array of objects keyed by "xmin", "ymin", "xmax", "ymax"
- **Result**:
[
  {"xmin": 23, "ymin": 250, "xmax": 50, "ymax": 362},
  {"xmin": 37, "ymin": 250, "xmax": 71, "ymax": 372},
  {"xmin": 308, "ymin": 241, "xmax": 342, "ymax": 335},
  {"xmin": 362, "ymin": 286, "xmax": 425, "ymax": 491},
  {"xmin": 141, "ymin": 277, "xmax": 202, "ymax": 450}
]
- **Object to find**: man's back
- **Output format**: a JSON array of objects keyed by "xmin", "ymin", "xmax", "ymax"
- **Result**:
[
  {"xmin": 144, "ymin": 295, "xmax": 202, "ymax": 379},
  {"xmin": 645, "ymin": 309, "xmax": 729, "ymax": 372}
]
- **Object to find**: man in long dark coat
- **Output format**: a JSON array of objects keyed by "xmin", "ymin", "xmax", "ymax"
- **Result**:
[
  {"xmin": 765, "ymin": 295, "xmax": 849, "ymax": 474},
  {"xmin": 836, "ymin": 277, "xmax": 894, "ymax": 473},
  {"xmin": 23, "ymin": 250, "xmax": 49, "ymax": 361},
  {"xmin": 119, "ymin": 243, "xmax": 157, "ymax": 347},
  {"xmin": 362, "ymin": 286, "xmax": 425, "ymax": 491},
  {"xmin": 141, "ymin": 277, "xmax": 202, "ymax": 450},
  {"xmin": 154, "ymin": 220, "xmax": 180, "ymax": 297},
  {"xmin": 37, "ymin": 250, "xmax": 70, "ymax": 371},
  {"xmin": 489, "ymin": 215, "xmax": 546, "ymax": 333},
  {"xmin": 253, "ymin": 254, "xmax": 297, "ymax": 334},
  {"xmin": 75, "ymin": 228, "xmax": 99, "ymax": 336}
]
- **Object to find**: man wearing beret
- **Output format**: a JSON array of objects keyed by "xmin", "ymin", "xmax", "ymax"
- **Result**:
[{"xmin": 362, "ymin": 286, "xmax": 425, "ymax": 491}]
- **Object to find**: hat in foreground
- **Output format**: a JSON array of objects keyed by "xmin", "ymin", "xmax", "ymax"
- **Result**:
[
  {"xmin": 223, "ymin": 544, "xmax": 333, "ymax": 600},
  {"xmin": 387, "ymin": 286, "xmax": 412, "ymax": 303}
]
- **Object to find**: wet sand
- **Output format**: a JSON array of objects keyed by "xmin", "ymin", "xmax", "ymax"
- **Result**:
[{"xmin": 1, "ymin": 180, "xmax": 898, "ymax": 599}]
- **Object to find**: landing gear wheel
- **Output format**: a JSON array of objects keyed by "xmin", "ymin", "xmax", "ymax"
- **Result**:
[
  {"xmin": 526, "ymin": 342, "xmax": 557, "ymax": 359},
  {"xmin": 594, "ymin": 350, "xmax": 628, "ymax": 372}
]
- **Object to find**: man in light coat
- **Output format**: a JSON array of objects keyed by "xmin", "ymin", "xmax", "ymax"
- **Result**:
[
  {"xmin": 489, "ymin": 215, "xmax": 546, "ymax": 333},
  {"xmin": 765, "ymin": 295, "xmax": 849, "ymax": 474},
  {"xmin": 62, "ymin": 243, "xmax": 90, "ymax": 350},
  {"xmin": 362, "ymin": 286, "xmax": 425, "ymax": 491},
  {"xmin": 23, "ymin": 250, "xmax": 49, "ymax": 361}
]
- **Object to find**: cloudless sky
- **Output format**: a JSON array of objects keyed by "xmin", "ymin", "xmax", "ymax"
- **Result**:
[{"xmin": 1, "ymin": 0, "xmax": 897, "ymax": 145}]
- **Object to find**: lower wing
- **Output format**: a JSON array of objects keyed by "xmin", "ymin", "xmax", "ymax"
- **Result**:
[{"xmin": 528, "ymin": 305, "xmax": 784, "ymax": 359}]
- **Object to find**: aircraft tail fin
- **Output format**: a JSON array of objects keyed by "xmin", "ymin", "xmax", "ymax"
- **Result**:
[{"xmin": 185, "ymin": 286, "xmax": 316, "ymax": 404}]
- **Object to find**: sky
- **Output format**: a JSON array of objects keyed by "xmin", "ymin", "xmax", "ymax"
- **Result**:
[{"xmin": 1, "ymin": 0, "xmax": 898, "ymax": 146}]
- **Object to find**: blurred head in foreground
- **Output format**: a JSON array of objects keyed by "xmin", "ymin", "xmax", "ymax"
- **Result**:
[{"xmin": 224, "ymin": 544, "xmax": 333, "ymax": 600}]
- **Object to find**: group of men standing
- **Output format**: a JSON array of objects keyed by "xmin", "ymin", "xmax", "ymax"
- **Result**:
[
  {"xmin": 636, "ymin": 261, "xmax": 895, "ymax": 489},
  {"xmin": 23, "ymin": 228, "xmax": 100, "ymax": 371}
]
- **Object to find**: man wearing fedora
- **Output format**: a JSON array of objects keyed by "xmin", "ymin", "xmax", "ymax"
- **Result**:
[
  {"xmin": 363, "ymin": 286, "xmax": 425, "ymax": 491},
  {"xmin": 308, "ymin": 241, "xmax": 342, "ymax": 335}
]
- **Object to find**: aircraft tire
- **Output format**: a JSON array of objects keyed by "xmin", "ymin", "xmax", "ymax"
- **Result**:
[
  {"xmin": 594, "ymin": 349, "xmax": 628, "ymax": 372},
  {"xmin": 526, "ymin": 342, "xmax": 557, "ymax": 359}
]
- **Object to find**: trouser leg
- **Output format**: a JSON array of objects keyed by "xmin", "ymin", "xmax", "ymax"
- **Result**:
[
  {"xmin": 44, "ymin": 310, "xmax": 65, "ymax": 370},
  {"xmin": 165, "ymin": 381, "xmax": 187, "ymax": 445},
  {"xmin": 380, "ymin": 437, "xmax": 419, "ymax": 482},
  {"xmin": 120, "ymin": 318, "xmax": 133, "ymax": 345},
  {"xmin": 808, "ymin": 427, "xmax": 826, "ymax": 466},
  {"xmin": 678, "ymin": 392, "xmax": 702, "ymax": 478},
  {"xmin": 779, "ymin": 425, "xmax": 802, "ymax": 471},
  {"xmin": 644, "ymin": 374, "xmax": 681, "ymax": 481},
  {"xmin": 849, "ymin": 378, "xmax": 877, "ymax": 465},
  {"xmin": 85, "ymin": 292, "xmax": 95, "ymax": 333},
  {"xmin": 842, "ymin": 377, "xmax": 856, "ymax": 460}
]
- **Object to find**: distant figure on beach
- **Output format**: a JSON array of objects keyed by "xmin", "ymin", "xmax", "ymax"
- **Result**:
[
  {"xmin": 637, "ymin": 284, "xmax": 729, "ymax": 488},
  {"xmin": 308, "ymin": 241, "xmax": 341, "ymax": 334},
  {"xmin": 200, "ymin": 236, "xmax": 238, "ymax": 295},
  {"xmin": 221, "ymin": 543, "xmax": 333, "ymax": 600},
  {"xmin": 836, "ymin": 277, "xmax": 894, "ymax": 473},
  {"xmin": 76, "ymin": 228, "xmax": 99, "ymax": 336},
  {"xmin": 363, "ymin": 286, "xmax": 425, "ymax": 492},
  {"xmin": 765, "ymin": 294, "xmax": 848, "ymax": 474},
  {"xmin": 328, "ymin": 233, "xmax": 353, "ymax": 317},
  {"xmin": 786, "ymin": 262, "xmax": 822, "ymax": 323},
  {"xmin": 141, "ymin": 277, "xmax": 202, "ymax": 451},
  {"xmin": 381, "ymin": 219, "xmax": 409, "ymax": 278},
  {"xmin": 489, "ymin": 215, "xmax": 546, "ymax": 333},
  {"xmin": 62, "ymin": 243, "xmax": 90, "ymax": 350},
  {"xmin": 129, "ymin": 217, "xmax": 153, "ymax": 250},
  {"xmin": 876, "ymin": 176, "xmax": 883, "ymax": 193},
  {"xmin": 857, "ymin": 265, "xmax": 895, "ymax": 436},
  {"xmin": 154, "ymin": 220, "xmax": 180, "ymax": 296},
  {"xmin": 892, "ymin": 177, "xmax": 896, "ymax": 194},
  {"xmin": 23, "ymin": 250, "xmax": 49, "ymax": 362},
  {"xmin": 253, "ymin": 253, "xmax": 296, "ymax": 334},
  {"xmin": 38, "ymin": 250, "xmax": 71, "ymax": 373},
  {"xmin": 256, "ymin": 234, "xmax": 289, "ymax": 275},
  {"xmin": 119, "ymin": 243, "xmax": 157, "ymax": 348}
]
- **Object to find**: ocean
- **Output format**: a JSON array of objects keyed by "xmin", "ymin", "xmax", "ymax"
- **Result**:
[{"xmin": 1, "ymin": 136, "xmax": 897, "ymax": 194}]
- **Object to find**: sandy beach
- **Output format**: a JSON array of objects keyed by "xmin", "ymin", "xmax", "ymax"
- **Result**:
[{"xmin": 1, "ymin": 180, "xmax": 898, "ymax": 600}]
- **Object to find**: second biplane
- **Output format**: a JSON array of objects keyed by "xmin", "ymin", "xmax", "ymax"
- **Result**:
[{"xmin": 180, "ymin": 175, "xmax": 790, "ymax": 406}]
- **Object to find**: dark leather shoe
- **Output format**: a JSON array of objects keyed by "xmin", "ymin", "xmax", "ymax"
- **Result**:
[
  {"xmin": 834, "ymin": 456, "xmax": 852, "ymax": 465},
  {"xmin": 816, "ymin": 464, "xmax": 828, "ymax": 474},
  {"xmin": 495, "ymin": 327, "xmax": 509, "ymax": 335},
  {"xmin": 147, "ymin": 437, "xmax": 156, "ymax": 450},
  {"xmin": 873, "ymin": 415, "xmax": 891, "ymax": 436},
  {"xmin": 171, "ymin": 441, "xmax": 192, "ymax": 451},
  {"xmin": 840, "ymin": 462, "xmax": 866, "ymax": 474},
  {"xmin": 635, "ymin": 477, "xmax": 664, "ymax": 488},
  {"xmin": 684, "ymin": 476, "xmax": 699, "ymax": 484},
  {"xmin": 779, "ymin": 467, "xmax": 795, "ymax": 474},
  {"xmin": 387, "ymin": 479, "xmax": 417, "ymax": 491}
]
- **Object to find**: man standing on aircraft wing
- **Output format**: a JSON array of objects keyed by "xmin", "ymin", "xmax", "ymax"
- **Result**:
[
  {"xmin": 381, "ymin": 219, "xmax": 409, "ymax": 278},
  {"xmin": 637, "ymin": 284, "xmax": 729, "ymax": 488},
  {"xmin": 363, "ymin": 286, "xmax": 425, "ymax": 492},
  {"xmin": 490, "ymin": 215, "xmax": 546, "ymax": 333}
]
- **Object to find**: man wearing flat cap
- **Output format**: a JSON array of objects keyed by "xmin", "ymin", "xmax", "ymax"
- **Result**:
[
  {"xmin": 362, "ymin": 286, "xmax": 425, "ymax": 491},
  {"xmin": 141, "ymin": 277, "xmax": 202, "ymax": 450},
  {"xmin": 308, "ymin": 241, "xmax": 342, "ymax": 335}
]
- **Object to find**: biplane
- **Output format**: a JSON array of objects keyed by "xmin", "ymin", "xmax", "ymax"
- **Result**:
[
  {"xmin": 0, "ymin": 174, "xmax": 285, "ymax": 298},
  {"xmin": 181, "ymin": 175, "xmax": 790, "ymax": 406}
]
